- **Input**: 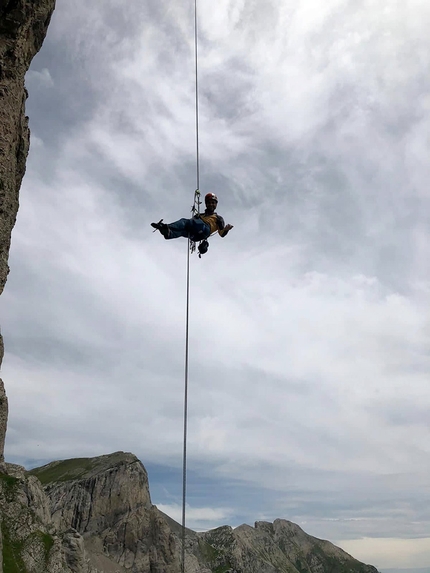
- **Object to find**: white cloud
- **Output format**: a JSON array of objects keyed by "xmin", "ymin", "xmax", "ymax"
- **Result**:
[
  {"xmin": 157, "ymin": 503, "xmax": 234, "ymax": 532},
  {"xmin": 26, "ymin": 68, "xmax": 54, "ymax": 88},
  {"xmin": 2, "ymin": 0, "xmax": 430, "ymax": 568}
]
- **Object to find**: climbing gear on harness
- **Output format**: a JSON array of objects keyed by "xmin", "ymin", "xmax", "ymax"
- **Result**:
[
  {"xmin": 198, "ymin": 239, "xmax": 209, "ymax": 258},
  {"xmin": 192, "ymin": 189, "xmax": 202, "ymax": 216},
  {"xmin": 190, "ymin": 189, "xmax": 204, "ymax": 255}
]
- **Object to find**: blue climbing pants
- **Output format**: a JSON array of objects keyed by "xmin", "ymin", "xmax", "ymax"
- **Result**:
[{"xmin": 166, "ymin": 218, "xmax": 211, "ymax": 242}]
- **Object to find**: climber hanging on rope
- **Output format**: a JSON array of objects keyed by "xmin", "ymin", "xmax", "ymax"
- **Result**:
[{"xmin": 151, "ymin": 192, "xmax": 233, "ymax": 245}]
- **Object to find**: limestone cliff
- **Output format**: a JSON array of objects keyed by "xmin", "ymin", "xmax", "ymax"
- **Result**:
[
  {"xmin": 199, "ymin": 520, "xmax": 378, "ymax": 573},
  {"xmin": 26, "ymin": 451, "xmax": 378, "ymax": 573},
  {"xmin": 29, "ymin": 452, "xmax": 182, "ymax": 573},
  {"xmin": 0, "ymin": 0, "xmax": 56, "ymax": 468},
  {"xmin": 0, "ymin": 463, "xmax": 87, "ymax": 573}
]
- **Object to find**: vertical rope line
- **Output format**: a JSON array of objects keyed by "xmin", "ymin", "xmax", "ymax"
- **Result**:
[
  {"xmin": 181, "ymin": 241, "xmax": 190, "ymax": 573},
  {"xmin": 194, "ymin": 0, "xmax": 200, "ymax": 191},
  {"xmin": 181, "ymin": 1, "xmax": 200, "ymax": 572}
]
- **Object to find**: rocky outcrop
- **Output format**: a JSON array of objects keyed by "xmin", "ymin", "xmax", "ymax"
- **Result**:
[
  {"xmin": 0, "ymin": 463, "xmax": 84, "ymax": 573},
  {"xmin": 32, "ymin": 452, "xmax": 169, "ymax": 573},
  {"xmin": 26, "ymin": 451, "xmax": 379, "ymax": 573},
  {"xmin": 199, "ymin": 520, "xmax": 378, "ymax": 573},
  {"xmin": 0, "ymin": 0, "xmax": 56, "ymax": 464},
  {"xmin": 0, "ymin": 375, "xmax": 7, "ymax": 473},
  {"xmin": 0, "ymin": 0, "xmax": 56, "ymax": 293},
  {"xmin": 29, "ymin": 452, "xmax": 181, "ymax": 573}
]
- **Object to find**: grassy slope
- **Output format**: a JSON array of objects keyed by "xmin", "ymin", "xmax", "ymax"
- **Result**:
[{"xmin": 27, "ymin": 451, "xmax": 136, "ymax": 485}]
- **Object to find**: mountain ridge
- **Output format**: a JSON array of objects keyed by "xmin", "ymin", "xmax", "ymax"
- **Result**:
[{"xmin": 17, "ymin": 450, "xmax": 379, "ymax": 573}]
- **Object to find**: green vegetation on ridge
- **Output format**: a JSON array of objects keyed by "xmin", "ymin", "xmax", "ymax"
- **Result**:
[
  {"xmin": 27, "ymin": 451, "xmax": 135, "ymax": 485},
  {"xmin": 28, "ymin": 457, "xmax": 95, "ymax": 484},
  {"xmin": 0, "ymin": 473, "xmax": 19, "ymax": 502},
  {"xmin": 1, "ymin": 525, "xmax": 54, "ymax": 573},
  {"xmin": 1, "ymin": 522, "xmax": 26, "ymax": 573}
]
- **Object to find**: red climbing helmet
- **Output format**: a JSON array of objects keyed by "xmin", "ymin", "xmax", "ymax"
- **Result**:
[{"xmin": 205, "ymin": 193, "xmax": 218, "ymax": 203}]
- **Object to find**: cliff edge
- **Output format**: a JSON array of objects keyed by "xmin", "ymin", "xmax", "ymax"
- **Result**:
[
  {"xmin": 0, "ymin": 0, "xmax": 56, "ymax": 470},
  {"xmin": 0, "ymin": 1, "xmax": 56, "ymax": 571}
]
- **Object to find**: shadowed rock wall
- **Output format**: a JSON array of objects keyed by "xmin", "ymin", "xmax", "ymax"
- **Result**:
[{"xmin": 0, "ymin": 0, "xmax": 56, "ymax": 469}]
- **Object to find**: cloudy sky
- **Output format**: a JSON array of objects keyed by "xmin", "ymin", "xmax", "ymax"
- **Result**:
[{"xmin": 1, "ymin": 0, "xmax": 430, "ymax": 569}]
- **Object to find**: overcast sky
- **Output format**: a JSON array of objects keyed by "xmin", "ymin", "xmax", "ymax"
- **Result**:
[{"xmin": 1, "ymin": 0, "xmax": 430, "ymax": 570}]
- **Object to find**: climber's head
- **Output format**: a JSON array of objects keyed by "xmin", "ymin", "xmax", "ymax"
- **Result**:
[{"xmin": 205, "ymin": 193, "xmax": 218, "ymax": 213}]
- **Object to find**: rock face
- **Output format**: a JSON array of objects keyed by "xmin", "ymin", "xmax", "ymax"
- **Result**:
[
  {"xmin": 23, "ymin": 451, "xmax": 378, "ymax": 573},
  {"xmin": 0, "ymin": 1, "xmax": 56, "ymax": 568},
  {"xmin": 0, "ymin": 0, "xmax": 56, "ymax": 467},
  {"xmin": 0, "ymin": 450, "xmax": 381, "ymax": 572},
  {"xmin": 0, "ymin": 463, "xmax": 81, "ymax": 573},
  {"xmin": 0, "ymin": 376, "xmax": 7, "ymax": 473},
  {"xmin": 29, "ymin": 452, "xmax": 181, "ymax": 573},
  {"xmin": 199, "ymin": 520, "xmax": 378, "ymax": 573},
  {"xmin": 0, "ymin": 0, "xmax": 56, "ymax": 292}
]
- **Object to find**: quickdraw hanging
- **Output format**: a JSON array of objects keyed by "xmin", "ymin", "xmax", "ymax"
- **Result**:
[
  {"xmin": 191, "ymin": 188, "xmax": 202, "ymax": 217},
  {"xmin": 189, "ymin": 189, "xmax": 209, "ymax": 258}
]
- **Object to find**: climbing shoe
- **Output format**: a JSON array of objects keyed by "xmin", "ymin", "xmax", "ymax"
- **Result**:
[{"xmin": 151, "ymin": 219, "xmax": 170, "ymax": 239}]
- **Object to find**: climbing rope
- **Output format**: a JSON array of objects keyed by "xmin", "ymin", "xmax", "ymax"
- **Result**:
[
  {"xmin": 194, "ymin": 0, "xmax": 200, "ymax": 193},
  {"xmin": 181, "ymin": 241, "xmax": 190, "ymax": 573},
  {"xmin": 181, "ymin": 0, "xmax": 200, "ymax": 570}
]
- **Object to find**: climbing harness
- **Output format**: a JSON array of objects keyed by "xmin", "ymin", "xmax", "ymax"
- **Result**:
[
  {"xmin": 181, "ymin": 0, "xmax": 200, "ymax": 570},
  {"xmin": 189, "ymin": 189, "xmax": 211, "ymax": 258},
  {"xmin": 189, "ymin": 189, "xmax": 203, "ymax": 256}
]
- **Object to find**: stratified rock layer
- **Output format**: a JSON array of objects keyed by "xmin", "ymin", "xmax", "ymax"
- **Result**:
[{"xmin": 30, "ymin": 452, "xmax": 181, "ymax": 573}]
